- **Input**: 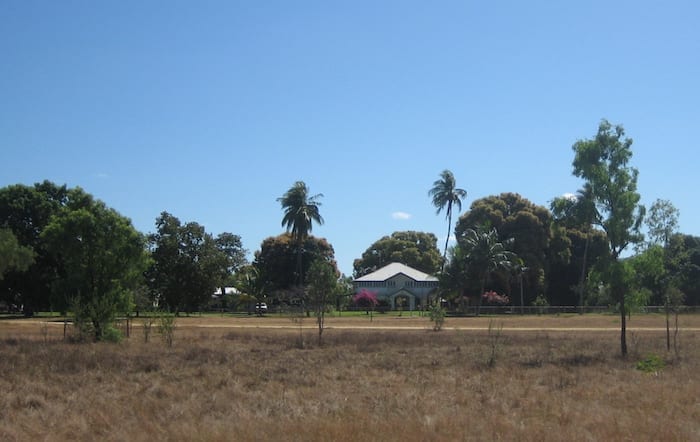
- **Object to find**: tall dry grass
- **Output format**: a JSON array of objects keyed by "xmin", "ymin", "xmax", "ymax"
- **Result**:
[{"xmin": 0, "ymin": 320, "xmax": 698, "ymax": 441}]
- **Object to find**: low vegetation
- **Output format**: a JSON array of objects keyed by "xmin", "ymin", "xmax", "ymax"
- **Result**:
[{"xmin": 1, "ymin": 315, "xmax": 698, "ymax": 441}]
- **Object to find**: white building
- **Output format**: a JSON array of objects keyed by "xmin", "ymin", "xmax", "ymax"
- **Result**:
[{"xmin": 353, "ymin": 262, "xmax": 439, "ymax": 310}]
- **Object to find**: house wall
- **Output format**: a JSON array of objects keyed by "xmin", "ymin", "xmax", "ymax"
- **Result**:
[{"xmin": 354, "ymin": 274, "xmax": 438, "ymax": 310}]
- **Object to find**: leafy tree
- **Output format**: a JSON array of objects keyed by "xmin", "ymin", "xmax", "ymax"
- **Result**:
[
  {"xmin": 147, "ymin": 212, "xmax": 241, "ymax": 313},
  {"xmin": 41, "ymin": 190, "xmax": 148, "ymax": 340},
  {"xmin": 234, "ymin": 265, "xmax": 269, "ymax": 313},
  {"xmin": 665, "ymin": 234, "xmax": 700, "ymax": 305},
  {"xmin": 253, "ymin": 233, "xmax": 338, "ymax": 302},
  {"xmin": 353, "ymin": 288, "xmax": 378, "ymax": 317},
  {"xmin": 455, "ymin": 226, "xmax": 516, "ymax": 315},
  {"xmin": 0, "ymin": 228, "xmax": 34, "ymax": 279},
  {"xmin": 550, "ymin": 185, "xmax": 609, "ymax": 309},
  {"xmin": 353, "ymin": 231, "xmax": 441, "ymax": 277},
  {"xmin": 572, "ymin": 119, "xmax": 645, "ymax": 356},
  {"xmin": 429, "ymin": 170, "xmax": 467, "ymax": 272},
  {"xmin": 645, "ymin": 199, "xmax": 679, "ymax": 248},
  {"xmin": 277, "ymin": 181, "xmax": 324, "ymax": 285},
  {"xmin": 455, "ymin": 193, "xmax": 563, "ymax": 304},
  {"xmin": 0, "ymin": 181, "xmax": 69, "ymax": 315},
  {"xmin": 306, "ymin": 259, "xmax": 339, "ymax": 344}
]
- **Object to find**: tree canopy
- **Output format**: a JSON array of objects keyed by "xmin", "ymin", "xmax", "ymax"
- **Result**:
[
  {"xmin": 429, "ymin": 169, "xmax": 467, "ymax": 271},
  {"xmin": 572, "ymin": 119, "xmax": 645, "ymax": 356},
  {"xmin": 147, "ymin": 212, "xmax": 246, "ymax": 313},
  {"xmin": 353, "ymin": 231, "xmax": 442, "ymax": 278}
]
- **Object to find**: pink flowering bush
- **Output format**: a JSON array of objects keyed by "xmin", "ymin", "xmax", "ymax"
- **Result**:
[
  {"xmin": 353, "ymin": 289, "xmax": 379, "ymax": 309},
  {"xmin": 482, "ymin": 290, "xmax": 510, "ymax": 305}
]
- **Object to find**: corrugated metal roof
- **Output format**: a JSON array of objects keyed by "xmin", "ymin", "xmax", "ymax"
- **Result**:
[{"xmin": 354, "ymin": 262, "xmax": 438, "ymax": 282}]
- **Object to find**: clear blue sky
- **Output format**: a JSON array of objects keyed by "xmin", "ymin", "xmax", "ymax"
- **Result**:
[{"xmin": 2, "ymin": 1, "xmax": 698, "ymax": 276}]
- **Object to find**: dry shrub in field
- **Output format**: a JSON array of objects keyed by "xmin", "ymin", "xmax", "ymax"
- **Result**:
[{"xmin": 0, "ymin": 327, "xmax": 698, "ymax": 441}]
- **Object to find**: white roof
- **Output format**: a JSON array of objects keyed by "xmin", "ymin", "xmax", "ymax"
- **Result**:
[{"xmin": 354, "ymin": 262, "xmax": 438, "ymax": 282}]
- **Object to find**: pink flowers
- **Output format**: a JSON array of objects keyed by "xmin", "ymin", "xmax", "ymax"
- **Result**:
[
  {"xmin": 353, "ymin": 289, "xmax": 379, "ymax": 307},
  {"xmin": 482, "ymin": 290, "xmax": 510, "ymax": 305}
]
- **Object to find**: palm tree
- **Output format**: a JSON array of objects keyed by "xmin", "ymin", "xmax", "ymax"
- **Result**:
[
  {"xmin": 429, "ymin": 170, "xmax": 467, "ymax": 272},
  {"xmin": 551, "ymin": 184, "xmax": 598, "ymax": 313},
  {"xmin": 277, "ymin": 181, "xmax": 324, "ymax": 285},
  {"xmin": 458, "ymin": 227, "xmax": 516, "ymax": 316}
]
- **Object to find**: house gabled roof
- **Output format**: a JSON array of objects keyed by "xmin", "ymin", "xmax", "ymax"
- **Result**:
[{"xmin": 354, "ymin": 262, "xmax": 438, "ymax": 282}]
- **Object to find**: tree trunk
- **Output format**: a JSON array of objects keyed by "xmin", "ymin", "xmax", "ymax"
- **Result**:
[
  {"xmin": 666, "ymin": 301, "xmax": 671, "ymax": 351},
  {"xmin": 620, "ymin": 290, "xmax": 627, "ymax": 357},
  {"xmin": 442, "ymin": 216, "xmax": 452, "ymax": 273},
  {"xmin": 578, "ymin": 231, "xmax": 590, "ymax": 314}
]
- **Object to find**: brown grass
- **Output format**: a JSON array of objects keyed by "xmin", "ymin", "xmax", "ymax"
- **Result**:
[{"xmin": 1, "ymin": 315, "xmax": 699, "ymax": 441}]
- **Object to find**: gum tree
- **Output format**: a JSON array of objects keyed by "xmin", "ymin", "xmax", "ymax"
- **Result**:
[{"xmin": 572, "ymin": 119, "xmax": 645, "ymax": 357}]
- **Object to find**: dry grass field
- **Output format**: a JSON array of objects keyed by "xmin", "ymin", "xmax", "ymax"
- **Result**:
[{"xmin": 1, "ymin": 313, "xmax": 699, "ymax": 441}]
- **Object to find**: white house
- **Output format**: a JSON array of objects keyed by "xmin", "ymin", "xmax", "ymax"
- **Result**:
[{"xmin": 353, "ymin": 262, "xmax": 439, "ymax": 310}]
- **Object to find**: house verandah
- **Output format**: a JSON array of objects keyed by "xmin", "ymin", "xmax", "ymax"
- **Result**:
[{"xmin": 353, "ymin": 262, "xmax": 439, "ymax": 310}]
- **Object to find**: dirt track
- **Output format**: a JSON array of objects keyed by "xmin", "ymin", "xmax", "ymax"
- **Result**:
[{"xmin": 4, "ymin": 313, "xmax": 700, "ymax": 336}]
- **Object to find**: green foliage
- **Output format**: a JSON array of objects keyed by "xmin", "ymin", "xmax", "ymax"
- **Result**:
[
  {"xmin": 147, "ymin": 212, "xmax": 244, "ymax": 313},
  {"xmin": 253, "ymin": 233, "xmax": 337, "ymax": 294},
  {"xmin": 572, "ymin": 119, "xmax": 645, "ymax": 356},
  {"xmin": 486, "ymin": 320, "xmax": 504, "ymax": 368},
  {"xmin": 101, "ymin": 326, "xmax": 123, "ymax": 343},
  {"xmin": 0, "ymin": 181, "xmax": 69, "ymax": 315},
  {"xmin": 41, "ymin": 189, "xmax": 147, "ymax": 341},
  {"xmin": 455, "ymin": 193, "xmax": 557, "ymax": 303},
  {"xmin": 0, "ymin": 228, "xmax": 34, "ymax": 279},
  {"xmin": 278, "ymin": 181, "xmax": 324, "ymax": 286},
  {"xmin": 157, "ymin": 312, "xmax": 176, "ymax": 347},
  {"xmin": 646, "ymin": 199, "xmax": 679, "ymax": 247},
  {"xmin": 636, "ymin": 354, "xmax": 665, "ymax": 374},
  {"xmin": 307, "ymin": 259, "xmax": 339, "ymax": 344},
  {"xmin": 532, "ymin": 293, "xmax": 549, "ymax": 314},
  {"xmin": 453, "ymin": 226, "xmax": 516, "ymax": 315},
  {"xmin": 428, "ymin": 301, "xmax": 446, "ymax": 331},
  {"xmin": 429, "ymin": 169, "xmax": 467, "ymax": 270},
  {"xmin": 353, "ymin": 231, "xmax": 442, "ymax": 277}
]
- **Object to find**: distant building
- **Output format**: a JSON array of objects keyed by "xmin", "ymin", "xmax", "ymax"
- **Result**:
[{"xmin": 353, "ymin": 262, "xmax": 439, "ymax": 310}]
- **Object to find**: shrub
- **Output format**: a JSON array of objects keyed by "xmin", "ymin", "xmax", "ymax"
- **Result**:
[{"xmin": 636, "ymin": 354, "xmax": 665, "ymax": 374}]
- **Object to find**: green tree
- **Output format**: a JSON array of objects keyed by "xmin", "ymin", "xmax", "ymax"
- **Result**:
[
  {"xmin": 353, "ymin": 231, "xmax": 442, "ymax": 277},
  {"xmin": 0, "ymin": 181, "xmax": 69, "ymax": 315},
  {"xmin": 665, "ymin": 234, "xmax": 700, "ymax": 305},
  {"xmin": 550, "ymin": 185, "xmax": 608, "ymax": 310},
  {"xmin": 0, "ymin": 228, "xmax": 34, "ymax": 279},
  {"xmin": 429, "ymin": 170, "xmax": 467, "ymax": 272},
  {"xmin": 41, "ymin": 191, "xmax": 148, "ymax": 340},
  {"xmin": 306, "ymin": 259, "xmax": 338, "ymax": 344},
  {"xmin": 456, "ymin": 226, "xmax": 516, "ymax": 315},
  {"xmin": 645, "ymin": 199, "xmax": 679, "ymax": 248},
  {"xmin": 147, "ymin": 212, "xmax": 240, "ymax": 314},
  {"xmin": 277, "ymin": 181, "xmax": 324, "ymax": 286},
  {"xmin": 253, "ymin": 233, "xmax": 338, "ymax": 302},
  {"xmin": 572, "ymin": 119, "xmax": 645, "ymax": 356},
  {"xmin": 455, "ymin": 193, "xmax": 563, "ymax": 304}
]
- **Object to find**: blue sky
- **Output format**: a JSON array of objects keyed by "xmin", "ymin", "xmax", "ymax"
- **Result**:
[{"xmin": 2, "ymin": 1, "xmax": 699, "ymax": 276}]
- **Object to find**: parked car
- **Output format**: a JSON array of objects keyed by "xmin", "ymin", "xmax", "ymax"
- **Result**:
[{"xmin": 255, "ymin": 303, "xmax": 268, "ymax": 315}]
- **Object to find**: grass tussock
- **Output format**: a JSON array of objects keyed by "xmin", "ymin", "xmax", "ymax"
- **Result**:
[{"xmin": 0, "ymin": 322, "xmax": 699, "ymax": 441}]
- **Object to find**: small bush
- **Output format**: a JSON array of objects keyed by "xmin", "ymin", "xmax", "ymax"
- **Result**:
[
  {"xmin": 429, "ymin": 302, "xmax": 446, "ymax": 331},
  {"xmin": 636, "ymin": 354, "xmax": 665, "ymax": 374},
  {"xmin": 101, "ymin": 326, "xmax": 123, "ymax": 343}
]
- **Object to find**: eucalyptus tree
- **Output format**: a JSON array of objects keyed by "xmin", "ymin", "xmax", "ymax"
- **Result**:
[
  {"xmin": 429, "ymin": 170, "xmax": 467, "ymax": 272},
  {"xmin": 277, "ymin": 181, "xmax": 324, "ymax": 285},
  {"xmin": 572, "ymin": 119, "xmax": 645, "ymax": 356},
  {"xmin": 457, "ymin": 226, "xmax": 516, "ymax": 315}
]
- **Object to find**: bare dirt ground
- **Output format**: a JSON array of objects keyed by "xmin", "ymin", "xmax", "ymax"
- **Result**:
[{"xmin": 3, "ymin": 312, "xmax": 699, "ymax": 340}]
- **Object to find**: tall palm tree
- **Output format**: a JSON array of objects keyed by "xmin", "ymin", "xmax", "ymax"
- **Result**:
[
  {"xmin": 459, "ymin": 227, "xmax": 515, "ymax": 316},
  {"xmin": 277, "ymin": 181, "xmax": 324, "ymax": 285},
  {"xmin": 429, "ymin": 170, "xmax": 467, "ymax": 272},
  {"xmin": 551, "ymin": 183, "xmax": 598, "ymax": 313}
]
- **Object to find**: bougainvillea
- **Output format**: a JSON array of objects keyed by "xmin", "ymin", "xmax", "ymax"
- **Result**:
[
  {"xmin": 353, "ymin": 289, "xmax": 379, "ymax": 308},
  {"xmin": 482, "ymin": 290, "xmax": 510, "ymax": 305}
]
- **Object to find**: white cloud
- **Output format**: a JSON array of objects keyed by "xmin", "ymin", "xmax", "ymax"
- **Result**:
[
  {"xmin": 562, "ymin": 192, "xmax": 577, "ymax": 201},
  {"xmin": 392, "ymin": 211, "xmax": 412, "ymax": 220}
]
